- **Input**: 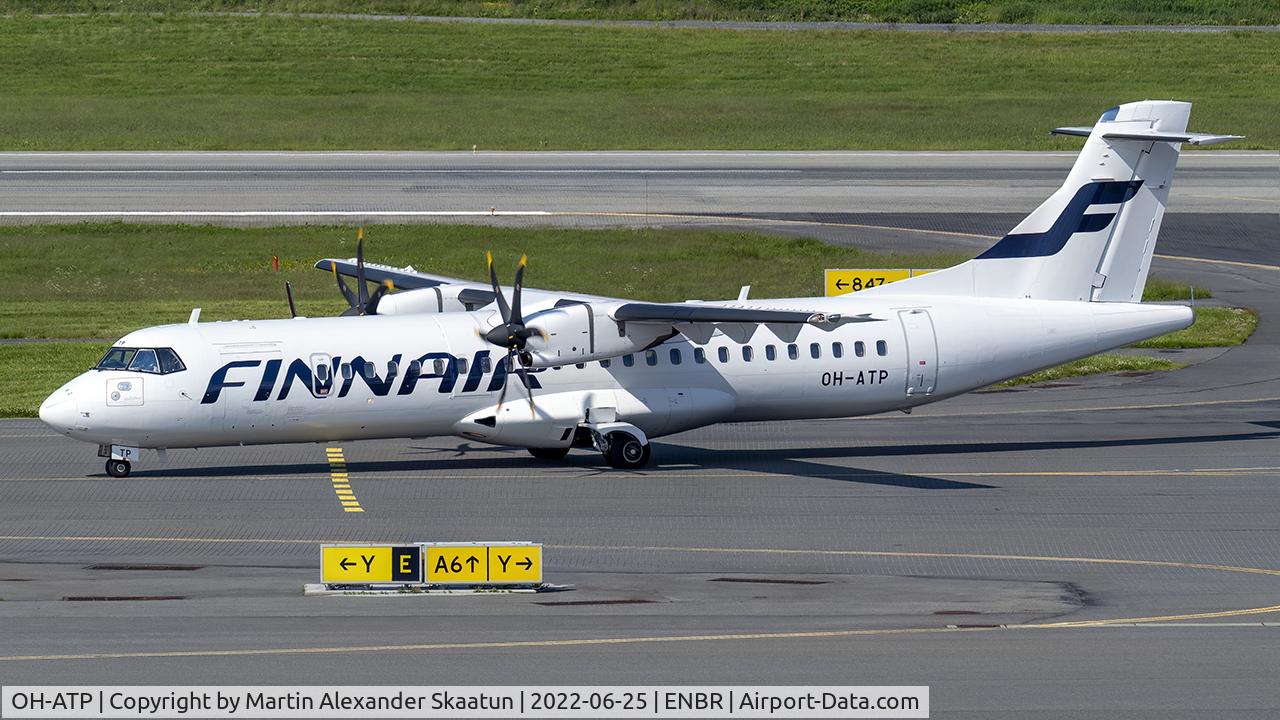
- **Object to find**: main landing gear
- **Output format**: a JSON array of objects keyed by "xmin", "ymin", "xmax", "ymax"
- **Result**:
[
  {"xmin": 105, "ymin": 459, "xmax": 131, "ymax": 478},
  {"xmin": 526, "ymin": 424, "xmax": 653, "ymax": 469},
  {"xmin": 603, "ymin": 431, "xmax": 650, "ymax": 469}
]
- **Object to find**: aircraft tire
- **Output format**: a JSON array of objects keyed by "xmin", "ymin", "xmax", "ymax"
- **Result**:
[
  {"xmin": 606, "ymin": 432, "xmax": 651, "ymax": 469},
  {"xmin": 528, "ymin": 447, "xmax": 571, "ymax": 460},
  {"xmin": 106, "ymin": 459, "xmax": 131, "ymax": 478}
]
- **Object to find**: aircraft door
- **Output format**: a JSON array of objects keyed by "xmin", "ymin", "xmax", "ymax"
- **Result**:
[
  {"xmin": 310, "ymin": 353, "xmax": 335, "ymax": 397},
  {"xmin": 898, "ymin": 309, "xmax": 938, "ymax": 396}
]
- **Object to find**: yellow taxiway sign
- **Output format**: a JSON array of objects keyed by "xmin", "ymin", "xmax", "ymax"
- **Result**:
[
  {"xmin": 425, "ymin": 543, "xmax": 543, "ymax": 585},
  {"xmin": 824, "ymin": 268, "xmax": 935, "ymax": 296},
  {"xmin": 320, "ymin": 544, "xmax": 422, "ymax": 584}
]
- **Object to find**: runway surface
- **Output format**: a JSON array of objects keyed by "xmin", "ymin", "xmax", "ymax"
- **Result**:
[{"xmin": 1, "ymin": 152, "xmax": 1279, "ymax": 717}]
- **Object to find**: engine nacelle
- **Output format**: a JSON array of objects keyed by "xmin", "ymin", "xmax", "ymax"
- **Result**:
[
  {"xmin": 521, "ymin": 302, "xmax": 668, "ymax": 368},
  {"xmin": 375, "ymin": 287, "xmax": 473, "ymax": 315}
]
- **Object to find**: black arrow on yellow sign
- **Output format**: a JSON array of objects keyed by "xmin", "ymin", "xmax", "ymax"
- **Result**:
[
  {"xmin": 339, "ymin": 558, "xmax": 355, "ymax": 571},
  {"xmin": 517, "ymin": 557, "xmax": 533, "ymax": 570},
  {"xmin": 465, "ymin": 555, "xmax": 480, "ymax": 572}
]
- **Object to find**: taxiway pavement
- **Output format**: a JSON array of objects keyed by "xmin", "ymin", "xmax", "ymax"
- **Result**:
[{"xmin": 0, "ymin": 152, "xmax": 1278, "ymax": 717}]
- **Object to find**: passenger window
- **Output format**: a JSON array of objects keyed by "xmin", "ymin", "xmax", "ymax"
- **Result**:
[
  {"xmin": 480, "ymin": 356, "xmax": 492, "ymax": 373},
  {"xmin": 600, "ymin": 358, "xmax": 611, "ymax": 368},
  {"xmin": 407, "ymin": 360, "xmax": 422, "ymax": 378},
  {"xmin": 433, "ymin": 358, "xmax": 445, "ymax": 375},
  {"xmin": 96, "ymin": 348, "xmax": 136, "ymax": 370},
  {"xmin": 787, "ymin": 344, "xmax": 798, "ymax": 360},
  {"xmin": 855, "ymin": 341, "xmax": 866, "ymax": 357},
  {"xmin": 645, "ymin": 350, "xmax": 658, "ymax": 366},
  {"xmin": 670, "ymin": 349, "xmax": 682, "ymax": 365},
  {"xmin": 877, "ymin": 340, "xmax": 888, "ymax": 356},
  {"xmin": 742, "ymin": 346, "xmax": 754, "ymax": 362},
  {"xmin": 718, "ymin": 347, "xmax": 729, "ymax": 363},
  {"xmin": 694, "ymin": 347, "xmax": 706, "ymax": 364},
  {"xmin": 156, "ymin": 348, "xmax": 185, "ymax": 374},
  {"xmin": 128, "ymin": 349, "xmax": 159, "ymax": 374},
  {"xmin": 623, "ymin": 354, "xmax": 635, "ymax": 367},
  {"xmin": 809, "ymin": 343, "xmax": 820, "ymax": 359},
  {"xmin": 386, "ymin": 360, "xmax": 399, "ymax": 376},
  {"xmin": 832, "ymin": 342, "xmax": 843, "ymax": 359},
  {"xmin": 315, "ymin": 363, "xmax": 331, "ymax": 384},
  {"xmin": 765, "ymin": 345, "xmax": 776, "ymax": 361},
  {"xmin": 456, "ymin": 358, "xmax": 468, "ymax": 375},
  {"xmin": 341, "ymin": 363, "xmax": 354, "ymax": 381},
  {"xmin": 361, "ymin": 360, "xmax": 376, "ymax": 378}
]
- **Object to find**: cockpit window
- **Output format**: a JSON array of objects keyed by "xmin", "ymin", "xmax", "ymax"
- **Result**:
[
  {"xmin": 96, "ymin": 348, "xmax": 136, "ymax": 370},
  {"xmin": 96, "ymin": 347, "xmax": 186, "ymax": 375},
  {"xmin": 128, "ymin": 349, "xmax": 159, "ymax": 373},
  {"xmin": 156, "ymin": 348, "xmax": 186, "ymax": 374}
]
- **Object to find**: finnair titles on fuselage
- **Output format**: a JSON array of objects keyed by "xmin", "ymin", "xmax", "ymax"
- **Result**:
[{"xmin": 40, "ymin": 101, "xmax": 1239, "ymax": 476}]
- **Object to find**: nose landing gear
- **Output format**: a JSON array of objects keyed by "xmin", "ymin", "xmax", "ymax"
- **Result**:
[{"xmin": 105, "ymin": 459, "xmax": 131, "ymax": 478}]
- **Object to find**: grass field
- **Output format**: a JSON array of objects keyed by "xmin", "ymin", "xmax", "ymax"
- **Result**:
[
  {"xmin": 0, "ymin": 223, "xmax": 971, "ymax": 338},
  {"xmin": 0, "ymin": 342, "xmax": 109, "ymax": 418},
  {"xmin": 0, "ymin": 15, "xmax": 1275, "ymax": 150},
  {"xmin": 1133, "ymin": 306, "xmax": 1257, "ymax": 349},
  {"xmin": 6, "ymin": 1, "xmax": 1280, "ymax": 25},
  {"xmin": 997, "ymin": 354, "xmax": 1186, "ymax": 387}
]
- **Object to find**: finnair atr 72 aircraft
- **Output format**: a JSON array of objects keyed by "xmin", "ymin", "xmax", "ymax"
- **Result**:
[{"xmin": 40, "ymin": 101, "xmax": 1238, "ymax": 477}]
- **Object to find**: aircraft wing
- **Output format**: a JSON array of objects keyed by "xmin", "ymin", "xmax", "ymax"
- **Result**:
[
  {"xmin": 316, "ymin": 258, "xmax": 461, "ymax": 290},
  {"xmin": 612, "ymin": 302, "xmax": 878, "ymax": 326}
]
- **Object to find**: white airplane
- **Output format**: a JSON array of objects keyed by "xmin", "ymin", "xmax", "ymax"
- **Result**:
[{"xmin": 40, "ymin": 101, "xmax": 1238, "ymax": 477}]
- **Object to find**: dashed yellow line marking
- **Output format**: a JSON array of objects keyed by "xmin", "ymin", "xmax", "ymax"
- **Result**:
[{"xmin": 325, "ymin": 447, "xmax": 363, "ymax": 513}]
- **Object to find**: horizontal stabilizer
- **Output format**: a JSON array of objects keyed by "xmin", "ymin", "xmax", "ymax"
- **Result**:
[{"xmin": 1052, "ymin": 126, "xmax": 1243, "ymax": 146}]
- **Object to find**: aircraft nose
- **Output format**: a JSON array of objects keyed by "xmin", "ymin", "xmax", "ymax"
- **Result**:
[{"xmin": 39, "ymin": 386, "xmax": 78, "ymax": 432}]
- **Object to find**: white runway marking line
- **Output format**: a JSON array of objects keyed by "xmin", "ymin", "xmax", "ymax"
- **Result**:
[
  {"xmin": 0, "ymin": 169, "xmax": 801, "ymax": 175},
  {"xmin": 325, "ymin": 447, "xmax": 362, "ymax": 513}
]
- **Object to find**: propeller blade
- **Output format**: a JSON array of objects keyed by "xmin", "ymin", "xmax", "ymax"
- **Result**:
[
  {"xmin": 365, "ymin": 279, "xmax": 394, "ymax": 315},
  {"xmin": 486, "ymin": 251, "xmax": 511, "ymax": 323},
  {"xmin": 494, "ymin": 349, "xmax": 514, "ymax": 414},
  {"xmin": 284, "ymin": 281, "xmax": 298, "ymax": 318},
  {"xmin": 355, "ymin": 228, "xmax": 369, "ymax": 310},
  {"xmin": 518, "ymin": 352, "xmax": 537, "ymax": 418},
  {"xmin": 331, "ymin": 261, "xmax": 357, "ymax": 309},
  {"xmin": 510, "ymin": 253, "xmax": 527, "ymax": 324}
]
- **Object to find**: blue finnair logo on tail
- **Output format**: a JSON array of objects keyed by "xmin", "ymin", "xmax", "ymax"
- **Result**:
[{"xmin": 977, "ymin": 180, "xmax": 1143, "ymax": 260}]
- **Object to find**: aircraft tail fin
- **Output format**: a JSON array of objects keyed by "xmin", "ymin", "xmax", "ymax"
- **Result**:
[{"xmin": 871, "ymin": 100, "xmax": 1240, "ymax": 302}]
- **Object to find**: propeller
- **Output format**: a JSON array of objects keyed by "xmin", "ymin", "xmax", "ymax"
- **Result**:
[
  {"xmin": 478, "ymin": 252, "xmax": 545, "ymax": 416},
  {"xmin": 332, "ymin": 227, "xmax": 395, "ymax": 316}
]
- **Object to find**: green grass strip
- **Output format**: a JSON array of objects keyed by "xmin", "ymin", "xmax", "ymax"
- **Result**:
[
  {"xmin": 0, "ymin": 15, "xmax": 1275, "ymax": 150},
  {"xmin": 1134, "ymin": 306, "xmax": 1258, "ymax": 349},
  {"xmin": 0, "ymin": 342, "xmax": 111, "ymax": 418},
  {"xmin": 6, "ymin": 1, "xmax": 1280, "ymax": 25},
  {"xmin": 998, "ymin": 354, "xmax": 1186, "ymax": 387}
]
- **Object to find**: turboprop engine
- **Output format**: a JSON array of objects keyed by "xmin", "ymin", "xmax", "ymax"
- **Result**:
[{"xmin": 519, "ymin": 301, "xmax": 670, "ymax": 369}]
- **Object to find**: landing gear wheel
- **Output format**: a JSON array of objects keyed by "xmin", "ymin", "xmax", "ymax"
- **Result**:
[
  {"xmin": 105, "ymin": 459, "xmax": 131, "ymax": 478},
  {"xmin": 605, "ymin": 431, "xmax": 651, "ymax": 469},
  {"xmin": 528, "ymin": 447, "xmax": 571, "ymax": 460}
]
